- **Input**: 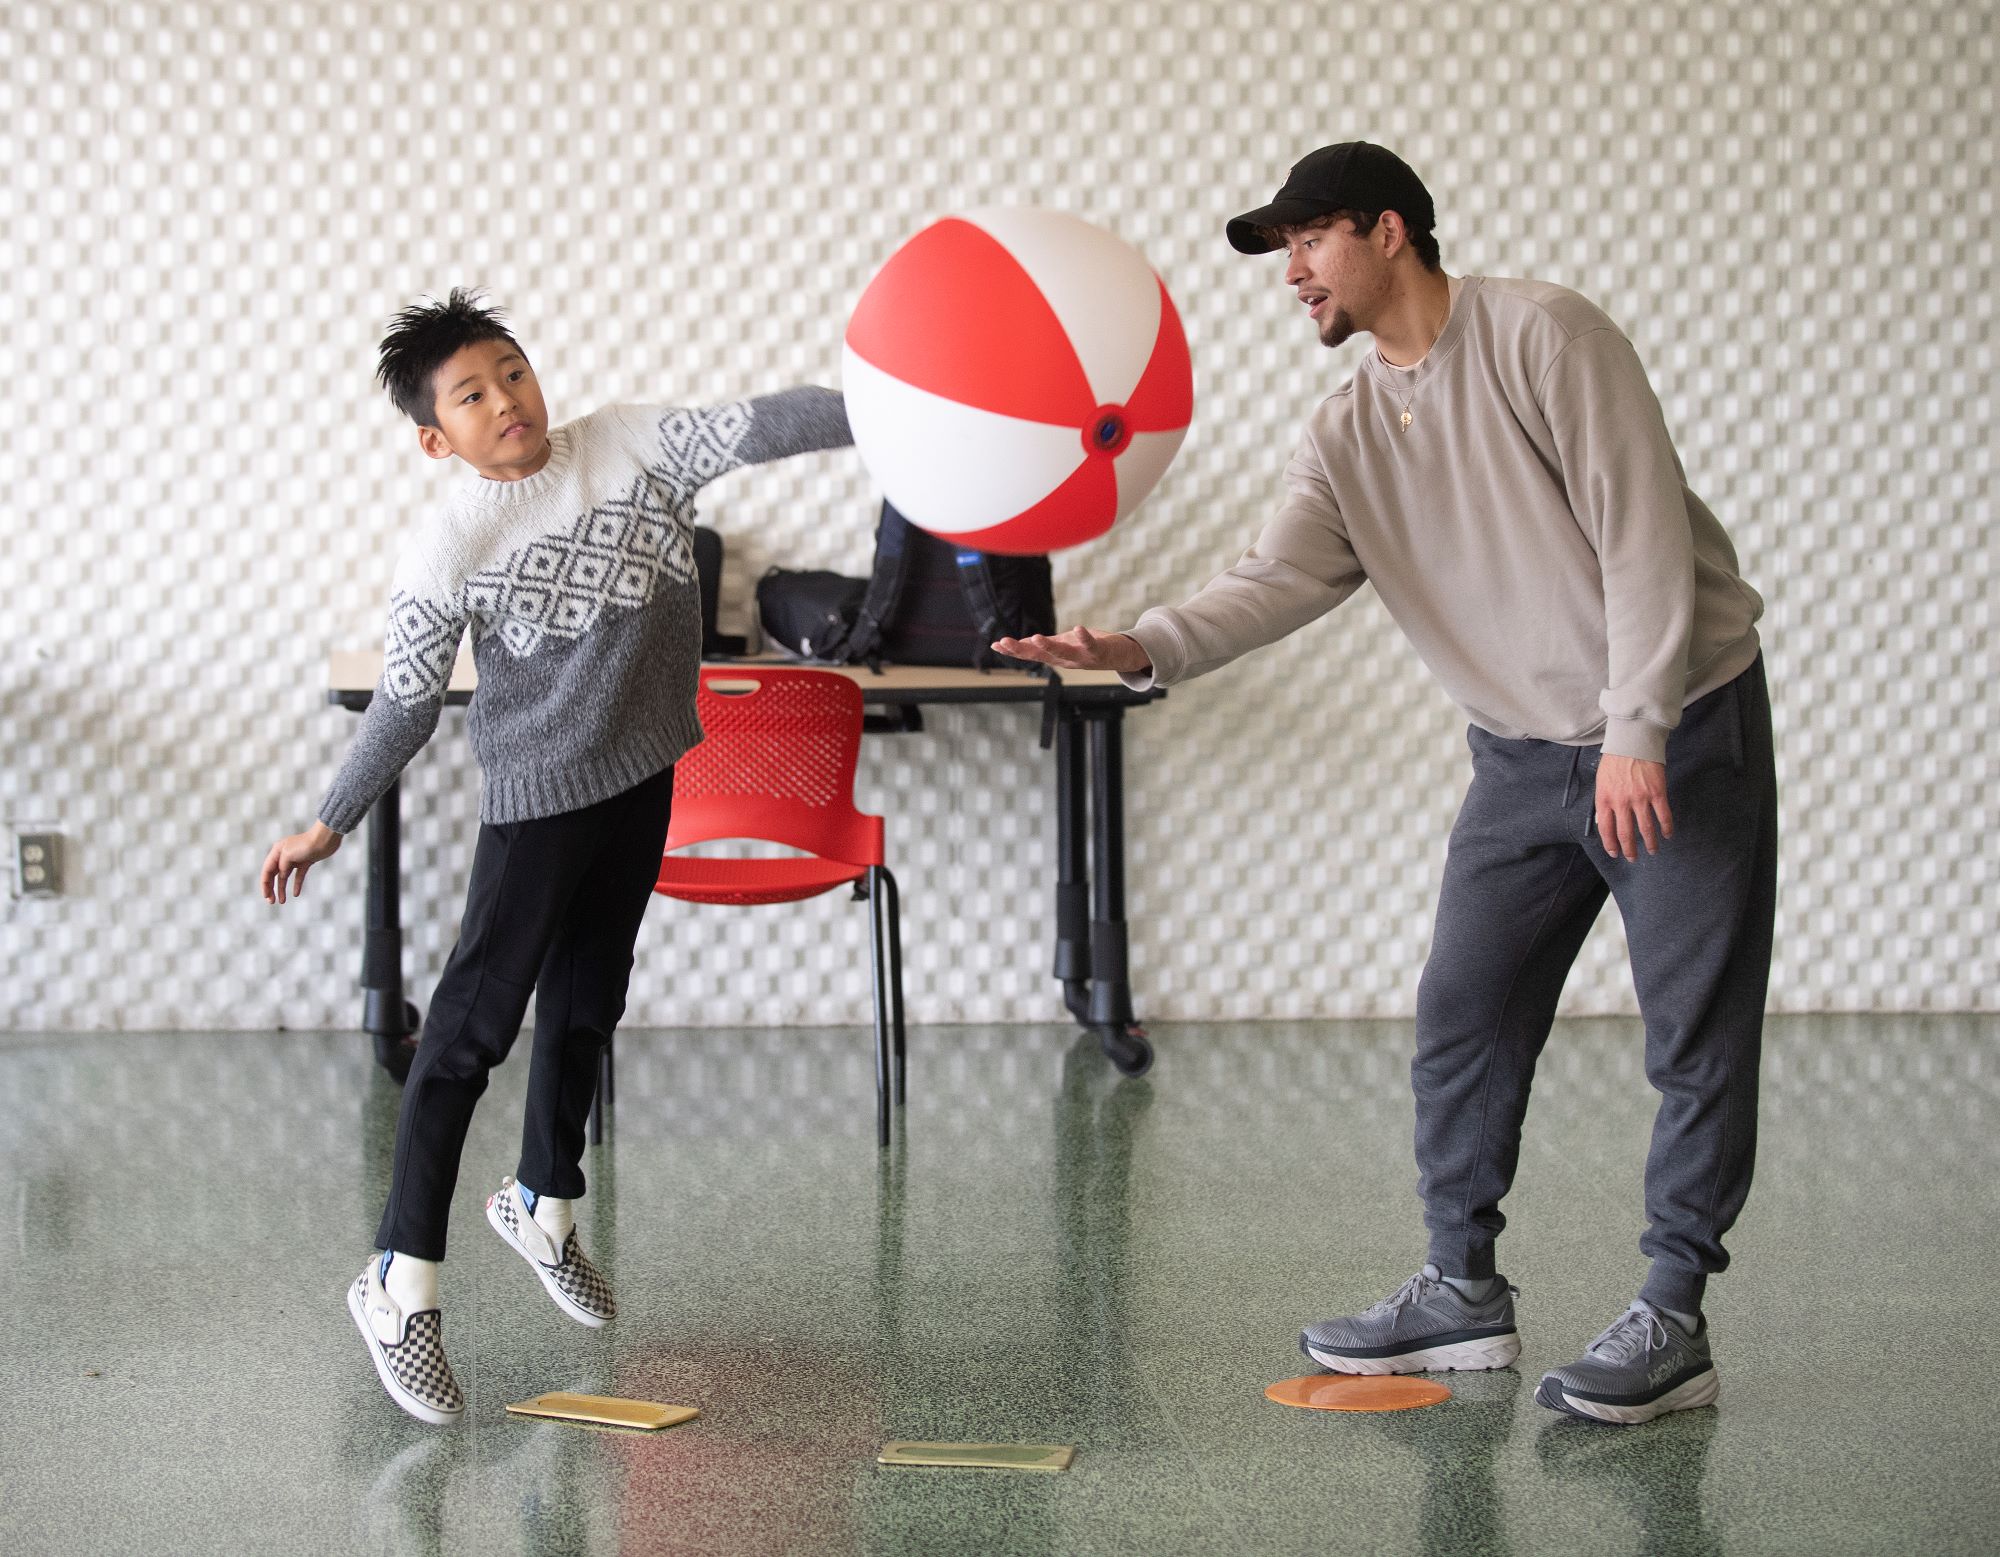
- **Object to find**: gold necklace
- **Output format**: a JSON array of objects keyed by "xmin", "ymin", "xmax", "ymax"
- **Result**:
[{"xmin": 1390, "ymin": 293, "xmax": 1451, "ymax": 433}]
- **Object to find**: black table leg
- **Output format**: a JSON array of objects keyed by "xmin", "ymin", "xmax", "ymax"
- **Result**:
[
  {"xmin": 362, "ymin": 779, "xmax": 419, "ymax": 1079},
  {"xmin": 1083, "ymin": 707, "xmax": 1152, "ymax": 1077},
  {"xmin": 1053, "ymin": 707, "xmax": 1092, "ymax": 1024}
]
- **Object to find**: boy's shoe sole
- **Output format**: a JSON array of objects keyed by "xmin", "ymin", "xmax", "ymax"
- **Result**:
[
  {"xmin": 1535, "ymin": 1364, "xmax": 1720, "ymax": 1424},
  {"xmin": 347, "ymin": 1276, "xmax": 461, "ymax": 1426},
  {"xmin": 1303, "ymin": 1329, "xmax": 1522, "ymax": 1375},
  {"xmin": 486, "ymin": 1194, "xmax": 610, "ymax": 1328}
]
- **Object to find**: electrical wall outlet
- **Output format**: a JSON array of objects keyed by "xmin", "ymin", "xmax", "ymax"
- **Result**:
[{"xmin": 14, "ymin": 833, "xmax": 63, "ymax": 897}]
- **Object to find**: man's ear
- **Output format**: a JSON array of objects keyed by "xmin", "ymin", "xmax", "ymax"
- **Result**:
[
  {"xmin": 1377, "ymin": 209, "xmax": 1409, "ymax": 259},
  {"xmin": 418, "ymin": 424, "xmax": 455, "ymax": 461}
]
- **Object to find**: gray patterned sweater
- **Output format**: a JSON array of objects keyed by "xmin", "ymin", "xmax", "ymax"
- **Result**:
[{"xmin": 319, "ymin": 388, "xmax": 851, "ymax": 832}]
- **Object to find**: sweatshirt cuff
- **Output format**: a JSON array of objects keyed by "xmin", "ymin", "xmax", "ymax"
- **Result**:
[
  {"xmin": 1602, "ymin": 717, "xmax": 1670, "ymax": 765},
  {"xmin": 1119, "ymin": 616, "xmax": 1184, "ymax": 689}
]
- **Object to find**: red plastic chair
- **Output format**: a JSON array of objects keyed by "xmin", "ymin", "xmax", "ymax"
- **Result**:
[{"xmin": 654, "ymin": 668, "xmax": 906, "ymax": 1145}]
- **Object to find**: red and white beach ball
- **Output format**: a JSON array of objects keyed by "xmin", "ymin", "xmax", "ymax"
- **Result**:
[{"xmin": 842, "ymin": 208, "xmax": 1193, "ymax": 555}]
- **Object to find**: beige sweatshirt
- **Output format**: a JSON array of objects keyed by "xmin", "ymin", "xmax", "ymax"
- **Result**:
[{"xmin": 1123, "ymin": 275, "xmax": 1762, "ymax": 763}]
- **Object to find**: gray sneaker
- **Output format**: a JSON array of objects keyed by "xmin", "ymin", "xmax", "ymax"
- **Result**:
[
  {"xmin": 1301, "ymin": 1264, "xmax": 1522, "ymax": 1374},
  {"xmin": 1536, "ymin": 1302, "xmax": 1720, "ymax": 1424}
]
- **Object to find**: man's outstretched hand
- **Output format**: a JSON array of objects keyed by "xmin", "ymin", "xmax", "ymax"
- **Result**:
[{"xmin": 992, "ymin": 627, "xmax": 1151, "ymax": 675}]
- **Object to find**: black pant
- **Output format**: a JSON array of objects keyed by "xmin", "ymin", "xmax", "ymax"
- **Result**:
[
  {"xmin": 375, "ymin": 766, "xmax": 675, "ymax": 1260},
  {"xmin": 1412, "ymin": 658, "xmax": 1777, "ymax": 1316}
]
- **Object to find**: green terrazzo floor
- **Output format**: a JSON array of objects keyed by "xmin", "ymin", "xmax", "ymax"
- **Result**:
[{"xmin": 2, "ymin": 1014, "xmax": 1995, "ymax": 1555}]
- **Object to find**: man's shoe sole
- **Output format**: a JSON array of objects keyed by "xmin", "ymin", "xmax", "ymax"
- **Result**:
[
  {"xmin": 1302, "ymin": 1330, "xmax": 1522, "ymax": 1375},
  {"xmin": 485, "ymin": 1197, "xmax": 609, "ymax": 1328},
  {"xmin": 1535, "ymin": 1365, "xmax": 1720, "ymax": 1424},
  {"xmin": 347, "ymin": 1280, "xmax": 461, "ymax": 1426}
]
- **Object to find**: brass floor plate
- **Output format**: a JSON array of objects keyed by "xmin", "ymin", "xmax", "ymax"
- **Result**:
[
  {"xmin": 877, "ymin": 1442, "xmax": 1075, "ymax": 1471},
  {"xmin": 505, "ymin": 1393, "xmax": 700, "ymax": 1431}
]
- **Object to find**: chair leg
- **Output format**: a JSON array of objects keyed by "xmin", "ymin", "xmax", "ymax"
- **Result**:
[
  {"xmin": 867, "ymin": 865, "xmax": 891, "ymax": 1149},
  {"xmin": 879, "ymin": 866, "xmax": 906, "ymax": 1107}
]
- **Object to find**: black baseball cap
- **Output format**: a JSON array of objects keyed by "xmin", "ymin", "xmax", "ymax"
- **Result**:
[{"xmin": 1226, "ymin": 142, "xmax": 1436, "ymax": 255}]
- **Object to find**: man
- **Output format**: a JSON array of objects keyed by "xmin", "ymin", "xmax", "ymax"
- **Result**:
[{"xmin": 996, "ymin": 143, "xmax": 1776, "ymax": 1425}]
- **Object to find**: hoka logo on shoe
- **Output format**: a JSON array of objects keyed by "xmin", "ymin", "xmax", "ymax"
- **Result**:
[{"xmin": 1648, "ymin": 1360, "xmax": 1683, "ymax": 1387}]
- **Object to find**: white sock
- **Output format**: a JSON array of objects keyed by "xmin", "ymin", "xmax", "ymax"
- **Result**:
[
  {"xmin": 531, "ymin": 1194, "xmax": 574, "ymax": 1246},
  {"xmin": 1442, "ymin": 1273, "xmax": 1501, "ymax": 1302},
  {"xmin": 381, "ymin": 1250, "xmax": 440, "ymax": 1313}
]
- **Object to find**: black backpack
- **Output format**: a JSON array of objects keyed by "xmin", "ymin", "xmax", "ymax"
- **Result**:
[{"xmin": 757, "ymin": 502, "xmax": 1056, "ymax": 670}]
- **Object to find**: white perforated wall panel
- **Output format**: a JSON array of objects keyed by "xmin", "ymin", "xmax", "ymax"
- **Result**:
[{"xmin": 2, "ymin": 0, "xmax": 1994, "ymax": 1031}]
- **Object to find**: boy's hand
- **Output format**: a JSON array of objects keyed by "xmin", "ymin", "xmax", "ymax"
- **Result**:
[
  {"xmin": 262, "ymin": 822, "xmax": 342, "ymax": 904},
  {"xmin": 991, "ymin": 627, "xmax": 1151, "ymax": 674}
]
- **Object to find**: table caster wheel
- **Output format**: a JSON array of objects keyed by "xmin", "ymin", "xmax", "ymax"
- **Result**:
[
  {"xmin": 1097, "ymin": 1024, "xmax": 1153, "ymax": 1078},
  {"xmin": 372, "ymin": 1002, "xmax": 421, "ymax": 1082}
]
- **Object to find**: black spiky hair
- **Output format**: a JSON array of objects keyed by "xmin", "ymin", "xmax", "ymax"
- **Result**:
[{"xmin": 375, "ymin": 288, "xmax": 524, "ymax": 428}]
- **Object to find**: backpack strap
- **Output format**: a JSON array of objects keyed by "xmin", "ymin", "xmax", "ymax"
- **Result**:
[
  {"xmin": 954, "ymin": 548, "xmax": 1006, "ymax": 669},
  {"xmin": 956, "ymin": 546, "xmax": 1046, "ymax": 673},
  {"xmin": 842, "ymin": 502, "xmax": 916, "ymax": 668}
]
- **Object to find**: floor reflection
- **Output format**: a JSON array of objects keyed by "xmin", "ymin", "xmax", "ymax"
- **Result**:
[
  {"xmin": 0, "ymin": 1015, "xmax": 1993, "ymax": 1555},
  {"xmin": 1535, "ymin": 1409, "xmax": 1721, "ymax": 1557},
  {"xmin": 1360, "ymin": 1369, "xmax": 1525, "ymax": 1557}
]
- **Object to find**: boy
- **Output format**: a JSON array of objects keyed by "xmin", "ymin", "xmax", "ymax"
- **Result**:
[{"xmin": 261, "ymin": 290, "xmax": 851, "ymax": 1424}]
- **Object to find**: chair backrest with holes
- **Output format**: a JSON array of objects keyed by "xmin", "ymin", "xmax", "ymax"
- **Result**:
[{"xmin": 665, "ymin": 669, "xmax": 884, "ymax": 866}]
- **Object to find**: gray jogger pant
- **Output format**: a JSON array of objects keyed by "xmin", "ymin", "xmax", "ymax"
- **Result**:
[{"xmin": 1412, "ymin": 656, "xmax": 1777, "ymax": 1316}]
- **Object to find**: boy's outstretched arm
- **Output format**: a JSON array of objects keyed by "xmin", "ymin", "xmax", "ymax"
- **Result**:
[
  {"xmin": 618, "ymin": 387, "xmax": 851, "ymax": 494},
  {"xmin": 261, "ymin": 553, "xmax": 467, "ymax": 907},
  {"xmin": 733, "ymin": 386, "xmax": 852, "ymax": 467}
]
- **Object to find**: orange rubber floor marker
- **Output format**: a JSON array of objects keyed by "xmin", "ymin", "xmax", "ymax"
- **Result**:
[{"xmin": 1264, "ymin": 1374, "xmax": 1452, "ymax": 1412}]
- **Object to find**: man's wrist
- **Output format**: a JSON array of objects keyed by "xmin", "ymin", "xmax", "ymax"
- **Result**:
[
  {"xmin": 1111, "ymin": 633, "xmax": 1151, "ymax": 674},
  {"xmin": 1601, "ymin": 717, "xmax": 1669, "ymax": 765}
]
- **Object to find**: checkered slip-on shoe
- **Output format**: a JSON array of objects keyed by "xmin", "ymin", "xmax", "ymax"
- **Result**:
[
  {"xmin": 486, "ymin": 1177, "xmax": 615, "ymax": 1328},
  {"xmin": 347, "ymin": 1263, "xmax": 463, "ymax": 1426}
]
